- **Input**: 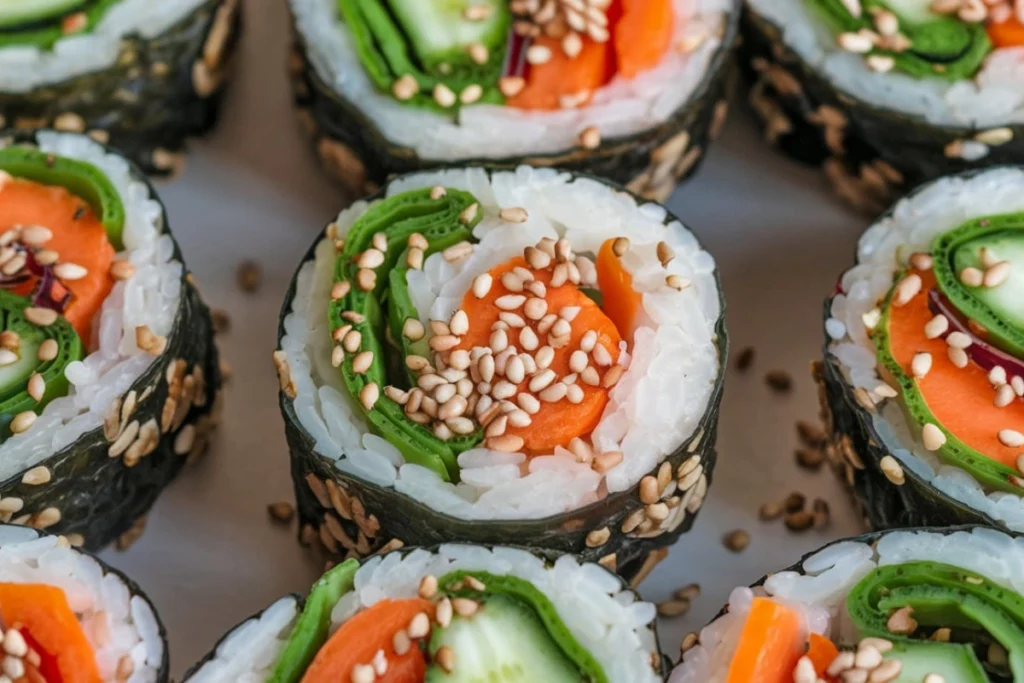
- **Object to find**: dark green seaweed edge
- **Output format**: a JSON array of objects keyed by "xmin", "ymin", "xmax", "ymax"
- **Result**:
[
  {"xmin": 739, "ymin": 8, "xmax": 1024, "ymax": 214},
  {"xmin": 816, "ymin": 166, "xmax": 1024, "ymax": 531},
  {"xmin": 276, "ymin": 169, "xmax": 728, "ymax": 582},
  {"xmin": 0, "ymin": 129, "xmax": 222, "ymax": 550},
  {"xmin": 0, "ymin": 0, "xmax": 242, "ymax": 176},
  {"xmin": 675, "ymin": 524, "xmax": 1015, "ymax": 670},
  {"xmin": 181, "ymin": 543, "xmax": 666, "ymax": 682},
  {"xmin": 285, "ymin": 4, "xmax": 741, "ymax": 200},
  {"xmin": 5, "ymin": 524, "xmax": 171, "ymax": 683}
]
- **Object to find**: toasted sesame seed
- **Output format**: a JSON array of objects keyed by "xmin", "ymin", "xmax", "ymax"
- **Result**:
[
  {"xmin": 498, "ymin": 76, "xmax": 526, "ymax": 97},
  {"xmin": 984, "ymin": 261, "xmax": 1011, "ymax": 288},
  {"xmin": 866, "ymin": 54, "xmax": 895, "ymax": 72},
  {"xmin": 488, "ymin": 434, "xmax": 525, "ymax": 452},
  {"xmin": 837, "ymin": 30, "xmax": 875, "ymax": 52},
  {"xmin": 402, "ymin": 318, "xmax": 425, "ymax": 342},
  {"xmin": 392, "ymin": 74, "xmax": 419, "ymax": 100},
  {"xmin": 592, "ymin": 451, "xmax": 623, "ymax": 473},
  {"xmin": 499, "ymin": 207, "xmax": 528, "ymax": 223},
  {"xmin": 911, "ymin": 352, "xmax": 932, "ymax": 378},
  {"xmin": 999, "ymin": 429, "xmax": 1024, "ymax": 448},
  {"xmin": 37, "ymin": 339, "xmax": 58, "ymax": 362},
  {"xmin": 358, "ymin": 248, "xmax": 385, "ymax": 269},
  {"xmin": 27, "ymin": 373, "xmax": 44, "ymax": 402},
  {"xmin": 539, "ymin": 382, "xmax": 568, "ymax": 402},
  {"xmin": 343, "ymin": 330, "xmax": 362, "ymax": 353},
  {"xmin": 0, "ymin": 349, "xmax": 16, "ymax": 367},
  {"xmin": 449, "ymin": 310, "xmax": 469, "ymax": 336},
  {"xmin": 880, "ymin": 455, "xmax": 905, "ymax": 485},
  {"xmin": 458, "ymin": 204, "xmax": 479, "ymax": 225},
  {"xmin": 909, "ymin": 252, "xmax": 933, "ymax": 270},
  {"xmin": 360, "ymin": 383, "xmax": 379, "ymax": 411},
  {"xmin": 526, "ymin": 44, "xmax": 552, "ymax": 64},
  {"xmin": 924, "ymin": 314, "xmax": 948, "ymax": 339},
  {"xmin": 666, "ymin": 274, "xmax": 690, "ymax": 291},
  {"xmin": 24, "ymin": 307, "xmax": 58, "ymax": 327},
  {"xmin": 723, "ymin": 529, "xmax": 750, "ymax": 552},
  {"xmin": 886, "ymin": 606, "xmax": 917, "ymax": 635},
  {"xmin": 922, "ymin": 423, "xmax": 946, "ymax": 451},
  {"xmin": 581, "ymin": 367, "xmax": 600, "ymax": 386},
  {"xmin": 959, "ymin": 266, "xmax": 984, "ymax": 287},
  {"xmin": 435, "ymin": 646, "xmax": 455, "ymax": 674},
  {"xmin": 946, "ymin": 331, "xmax": 972, "ymax": 349},
  {"xmin": 54, "ymin": 262, "xmax": 88, "ymax": 281},
  {"xmin": 947, "ymin": 346, "xmax": 969, "ymax": 368},
  {"xmin": 995, "ymin": 384, "xmax": 1015, "ymax": 408},
  {"xmin": 602, "ymin": 365, "xmax": 625, "ymax": 389},
  {"xmin": 331, "ymin": 281, "xmax": 351, "ymax": 300},
  {"xmin": 463, "ymin": 4, "xmax": 493, "ymax": 20},
  {"xmin": 352, "ymin": 351, "xmax": 374, "ymax": 374},
  {"xmin": 357, "ymin": 268, "xmax": 376, "ymax": 291},
  {"xmin": 0, "ymin": 331, "xmax": 19, "ymax": 351},
  {"xmin": 460, "ymin": 84, "xmax": 483, "ymax": 104},
  {"xmin": 407, "ymin": 612, "xmax": 430, "ymax": 639},
  {"xmin": 434, "ymin": 83, "xmax": 456, "ymax": 108},
  {"xmin": 495, "ymin": 294, "xmax": 527, "ymax": 311},
  {"xmin": 579, "ymin": 126, "xmax": 601, "ymax": 149},
  {"xmin": 10, "ymin": 411, "xmax": 36, "ymax": 434},
  {"xmin": 528, "ymin": 369, "xmax": 556, "ymax": 392},
  {"xmin": 892, "ymin": 273, "xmax": 922, "ymax": 306}
]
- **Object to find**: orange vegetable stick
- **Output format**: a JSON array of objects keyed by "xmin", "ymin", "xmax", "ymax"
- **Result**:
[
  {"xmin": 507, "ymin": 35, "xmax": 613, "ymax": 111},
  {"xmin": 988, "ymin": 18, "xmax": 1024, "ymax": 48},
  {"xmin": 596, "ymin": 239, "xmax": 643, "ymax": 342},
  {"xmin": 614, "ymin": 0, "xmax": 674, "ymax": 78},
  {"xmin": 725, "ymin": 597, "xmax": 805, "ymax": 683},
  {"xmin": 300, "ymin": 599, "xmax": 433, "ymax": 683},
  {"xmin": 0, "ymin": 178, "xmax": 114, "ymax": 342},
  {"xmin": 456, "ymin": 256, "xmax": 623, "ymax": 453},
  {"xmin": 807, "ymin": 633, "xmax": 840, "ymax": 678},
  {"xmin": 0, "ymin": 583, "xmax": 101, "ymax": 683},
  {"xmin": 884, "ymin": 270, "xmax": 1024, "ymax": 468}
]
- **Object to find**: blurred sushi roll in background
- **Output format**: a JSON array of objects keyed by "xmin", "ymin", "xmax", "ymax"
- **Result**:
[
  {"xmin": 274, "ymin": 166, "xmax": 726, "ymax": 583},
  {"xmin": 0, "ymin": 0, "xmax": 242, "ymax": 175},
  {"xmin": 286, "ymin": 0, "xmax": 739, "ymax": 202},
  {"xmin": 741, "ymin": 0, "xmax": 1024, "ymax": 212},
  {"xmin": 0, "ymin": 524, "xmax": 167, "ymax": 683},
  {"xmin": 818, "ymin": 166, "xmax": 1024, "ymax": 532},
  {"xmin": 0, "ymin": 131, "xmax": 221, "ymax": 550},
  {"xmin": 185, "ymin": 544, "xmax": 664, "ymax": 683},
  {"xmin": 671, "ymin": 526, "xmax": 1024, "ymax": 683}
]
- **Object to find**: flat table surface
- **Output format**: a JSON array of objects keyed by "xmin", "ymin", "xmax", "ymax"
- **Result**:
[{"xmin": 95, "ymin": 0, "xmax": 872, "ymax": 675}]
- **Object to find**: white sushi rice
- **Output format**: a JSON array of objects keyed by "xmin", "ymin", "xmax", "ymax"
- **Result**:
[
  {"xmin": 0, "ymin": 132, "xmax": 182, "ymax": 482},
  {"xmin": 279, "ymin": 166, "xmax": 721, "ymax": 520},
  {"xmin": 289, "ymin": 0, "xmax": 734, "ymax": 160},
  {"xmin": 188, "ymin": 545, "xmax": 661, "ymax": 683},
  {"xmin": 0, "ymin": 0, "xmax": 208, "ymax": 92},
  {"xmin": 0, "ymin": 524, "xmax": 163, "ymax": 683},
  {"xmin": 670, "ymin": 527, "xmax": 1021, "ymax": 682},
  {"xmin": 747, "ymin": 0, "xmax": 1024, "ymax": 128},
  {"xmin": 826, "ymin": 167, "xmax": 1024, "ymax": 531}
]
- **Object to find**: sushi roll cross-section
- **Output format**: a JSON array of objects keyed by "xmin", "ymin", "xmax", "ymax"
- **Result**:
[
  {"xmin": 276, "ymin": 167, "xmax": 726, "ymax": 581},
  {"xmin": 0, "ymin": 131, "xmax": 221, "ymax": 550},
  {"xmin": 0, "ymin": 0, "xmax": 241, "ymax": 175},
  {"xmin": 742, "ymin": 0, "xmax": 1024, "ymax": 211},
  {"xmin": 185, "ymin": 545, "xmax": 662, "ymax": 683},
  {"xmin": 671, "ymin": 527, "xmax": 1024, "ymax": 683},
  {"xmin": 287, "ymin": 0, "xmax": 739, "ymax": 201},
  {"xmin": 820, "ymin": 166, "xmax": 1024, "ymax": 532}
]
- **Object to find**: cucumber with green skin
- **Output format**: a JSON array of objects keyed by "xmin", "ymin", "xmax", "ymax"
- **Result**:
[
  {"xmin": 883, "ymin": 642, "xmax": 988, "ymax": 682},
  {"xmin": 0, "ymin": 0, "xmax": 124, "ymax": 50},
  {"xmin": 386, "ymin": 0, "xmax": 510, "ymax": 77},
  {"xmin": 0, "ymin": 0, "xmax": 84, "ymax": 28}
]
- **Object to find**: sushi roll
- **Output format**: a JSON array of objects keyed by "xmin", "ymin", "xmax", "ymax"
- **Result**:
[
  {"xmin": 0, "ymin": 130, "xmax": 221, "ymax": 549},
  {"xmin": 275, "ymin": 166, "xmax": 726, "ymax": 582},
  {"xmin": 0, "ymin": 0, "xmax": 241, "ymax": 176},
  {"xmin": 286, "ymin": 0, "xmax": 739, "ymax": 202},
  {"xmin": 184, "ymin": 544, "xmax": 664, "ymax": 683},
  {"xmin": 670, "ymin": 525, "xmax": 1024, "ymax": 682},
  {"xmin": 741, "ymin": 0, "xmax": 1024, "ymax": 212},
  {"xmin": 818, "ymin": 166, "xmax": 1024, "ymax": 531},
  {"xmin": 0, "ymin": 523, "xmax": 167, "ymax": 683}
]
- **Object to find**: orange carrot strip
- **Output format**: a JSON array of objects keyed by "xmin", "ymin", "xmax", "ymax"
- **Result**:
[
  {"xmin": 300, "ymin": 599, "xmax": 433, "ymax": 683},
  {"xmin": 456, "ymin": 256, "xmax": 623, "ymax": 453},
  {"xmin": 885, "ymin": 270, "xmax": 1024, "ymax": 468},
  {"xmin": 596, "ymin": 239, "xmax": 642, "ymax": 343},
  {"xmin": 988, "ymin": 18, "xmax": 1024, "ymax": 48},
  {"xmin": 614, "ymin": 0, "xmax": 674, "ymax": 78},
  {"xmin": 725, "ymin": 597, "xmax": 805, "ymax": 683},
  {"xmin": 0, "ymin": 583, "xmax": 101, "ymax": 683},
  {"xmin": 507, "ymin": 35, "xmax": 613, "ymax": 111},
  {"xmin": 807, "ymin": 633, "xmax": 840, "ymax": 678},
  {"xmin": 0, "ymin": 178, "xmax": 114, "ymax": 342}
]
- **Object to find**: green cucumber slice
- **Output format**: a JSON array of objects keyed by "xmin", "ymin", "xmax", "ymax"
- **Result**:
[
  {"xmin": 386, "ymin": 0, "xmax": 510, "ymax": 73},
  {"xmin": 0, "ymin": 0, "xmax": 84, "ymax": 28},
  {"xmin": 267, "ymin": 559, "xmax": 361, "ymax": 683},
  {"xmin": 0, "ymin": 0, "xmax": 123, "ymax": 50},
  {"xmin": 878, "ymin": 0, "xmax": 934, "ymax": 24},
  {"xmin": 883, "ymin": 642, "xmax": 987, "ymax": 682}
]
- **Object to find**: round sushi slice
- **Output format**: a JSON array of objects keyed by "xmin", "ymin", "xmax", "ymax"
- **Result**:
[
  {"xmin": 0, "ymin": 130, "xmax": 221, "ymax": 550},
  {"xmin": 184, "ymin": 544, "xmax": 664, "ymax": 683},
  {"xmin": 274, "ymin": 166, "xmax": 726, "ymax": 582},
  {"xmin": 670, "ymin": 526, "xmax": 1024, "ymax": 683},
  {"xmin": 0, "ymin": 523, "xmax": 167, "ymax": 683},
  {"xmin": 0, "ymin": 0, "xmax": 241, "ymax": 176},
  {"xmin": 741, "ymin": 0, "xmax": 1024, "ymax": 213},
  {"xmin": 286, "ymin": 0, "xmax": 739, "ymax": 202},
  {"xmin": 818, "ymin": 166, "xmax": 1024, "ymax": 531}
]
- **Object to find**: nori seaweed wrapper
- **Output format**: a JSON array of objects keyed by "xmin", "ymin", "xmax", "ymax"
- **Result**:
[
  {"xmin": 0, "ymin": 130, "xmax": 223, "ymax": 551},
  {"xmin": 0, "ymin": 0, "xmax": 242, "ymax": 177},
  {"xmin": 275, "ymin": 171, "xmax": 728, "ymax": 586},
  {"xmin": 182, "ymin": 544, "xmax": 668, "ymax": 681},
  {"xmin": 739, "ymin": 8, "xmax": 1024, "ymax": 215},
  {"xmin": 0, "ymin": 524, "xmax": 171, "ymax": 683},
  {"xmin": 285, "ymin": 4, "xmax": 741, "ymax": 204}
]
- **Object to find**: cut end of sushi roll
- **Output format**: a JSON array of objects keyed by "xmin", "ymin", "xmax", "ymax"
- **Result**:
[
  {"xmin": 0, "ymin": 0, "xmax": 242, "ymax": 175},
  {"xmin": 276, "ymin": 166, "xmax": 726, "ymax": 581},
  {"xmin": 0, "ymin": 130, "xmax": 222, "ymax": 549},
  {"xmin": 286, "ymin": 0, "xmax": 740, "ymax": 200},
  {"xmin": 820, "ymin": 165, "xmax": 1024, "ymax": 531},
  {"xmin": 185, "ymin": 545, "xmax": 662, "ymax": 683},
  {"xmin": 671, "ymin": 526, "xmax": 1024, "ymax": 683},
  {"xmin": 740, "ymin": 0, "xmax": 1024, "ymax": 212},
  {"xmin": 0, "ymin": 524, "xmax": 168, "ymax": 683}
]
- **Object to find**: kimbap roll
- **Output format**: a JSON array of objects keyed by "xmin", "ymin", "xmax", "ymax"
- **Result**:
[
  {"xmin": 742, "ymin": 0, "xmax": 1024, "ymax": 212},
  {"xmin": 819, "ymin": 166, "xmax": 1024, "ymax": 531},
  {"xmin": 287, "ymin": 0, "xmax": 739, "ymax": 201},
  {"xmin": 0, "ymin": 0, "xmax": 241, "ymax": 175},
  {"xmin": 275, "ymin": 166, "xmax": 726, "ymax": 582},
  {"xmin": 185, "ymin": 544, "xmax": 663, "ymax": 683},
  {"xmin": 0, "ymin": 131, "xmax": 221, "ymax": 549},
  {"xmin": 0, "ymin": 524, "xmax": 166, "ymax": 683},
  {"xmin": 671, "ymin": 526, "xmax": 1023, "ymax": 683}
]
